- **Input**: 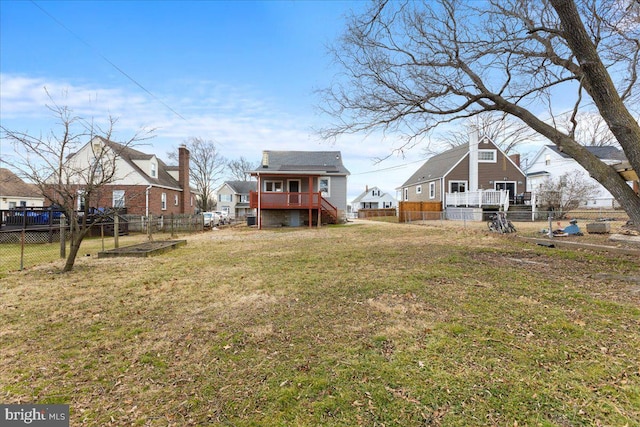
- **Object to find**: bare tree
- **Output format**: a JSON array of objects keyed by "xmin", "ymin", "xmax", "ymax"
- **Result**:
[
  {"xmin": 1, "ymin": 96, "xmax": 153, "ymax": 272},
  {"xmin": 537, "ymin": 171, "xmax": 601, "ymax": 215},
  {"xmin": 321, "ymin": 0, "xmax": 640, "ymax": 228},
  {"xmin": 227, "ymin": 156, "xmax": 258, "ymax": 181},
  {"xmin": 168, "ymin": 137, "xmax": 226, "ymax": 212},
  {"xmin": 558, "ymin": 112, "xmax": 618, "ymax": 147},
  {"xmin": 427, "ymin": 112, "xmax": 537, "ymax": 155}
]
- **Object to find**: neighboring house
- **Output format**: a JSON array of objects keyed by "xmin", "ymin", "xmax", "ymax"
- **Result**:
[
  {"xmin": 0, "ymin": 168, "xmax": 45, "ymax": 209},
  {"xmin": 216, "ymin": 180, "xmax": 257, "ymax": 219},
  {"xmin": 249, "ymin": 150, "xmax": 350, "ymax": 228},
  {"xmin": 526, "ymin": 145, "xmax": 631, "ymax": 208},
  {"xmin": 47, "ymin": 136, "xmax": 195, "ymax": 216},
  {"xmin": 399, "ymin": 131, "xmax": 527, "ymax": 213},
  {"xmin": 350, "ymin": 186, "xmax": 397, "ymax": 213}
]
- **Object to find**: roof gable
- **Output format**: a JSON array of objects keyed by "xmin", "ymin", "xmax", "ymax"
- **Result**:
[
  {"xmin": 98, "ymin": 138, "xmax": 183, "ymax": 189},
  {"xmin": 351, "ymin": 186, "xmax": 394, "ymax": 203}
]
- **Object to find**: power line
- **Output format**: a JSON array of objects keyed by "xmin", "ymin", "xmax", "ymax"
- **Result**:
[
  {"xmin": 351, "ymin": 157, "xmax": 428, "ymax": 175},
  {"xmin": 29, "ymin": 1, "xmax": 187, "ymax": 122}
]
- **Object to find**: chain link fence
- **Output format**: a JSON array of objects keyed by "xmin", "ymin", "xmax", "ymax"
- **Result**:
[{"xmin": 0, "ymin": 214, "xmax": 207, "ymax": 273}]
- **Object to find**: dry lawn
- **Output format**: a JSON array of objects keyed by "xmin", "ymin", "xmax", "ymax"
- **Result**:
[{"xmin": 1, "ymin": 220, "xmax": 639, "ymax": 426}]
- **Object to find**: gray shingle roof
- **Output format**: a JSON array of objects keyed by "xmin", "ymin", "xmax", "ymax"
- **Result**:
[
  {"xmin": 545, "ymin": 145, "xmax": 626, "ymax": 161},
  {"xmin": 225, "ymin": 180, "xmax": 257, "ymax": 194},
  {"xmin": 252, "ymin": 151, "xmax": 350, "ymax": 175},
  {"xmin": 400, "ymin": 144, "xmax": 468, "ymax": 187}
]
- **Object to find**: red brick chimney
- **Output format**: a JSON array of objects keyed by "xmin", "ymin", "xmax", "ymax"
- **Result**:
[
  {"xmin": 178, "ymin": 144, "xmax": 191, "ymax": 214},
  {"xmin": 509, "ymin": 153, "xmax": 521, "ymax": 168}
]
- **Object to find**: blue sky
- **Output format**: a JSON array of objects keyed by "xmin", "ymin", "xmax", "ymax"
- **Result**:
[{"xmin": 1, "ymin": 0, "xmax": 427, "ymax": 201}]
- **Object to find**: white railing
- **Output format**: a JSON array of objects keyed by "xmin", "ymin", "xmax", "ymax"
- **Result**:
[{"xmin": 445, "ymin": 190, "xmax": 510, "ymax": 210}]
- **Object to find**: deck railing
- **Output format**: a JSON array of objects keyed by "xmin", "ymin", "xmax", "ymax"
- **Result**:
[
  {"xmin": 250, "ymin": 191, "xmax": 325, "ymax": 209},
  {"xmin": 445, "ymin": 190, "xmax": 510, "ymax": 210},
  {"xmin": 249, "ymin": 191, "xmax": 338, "ymax": 222}
]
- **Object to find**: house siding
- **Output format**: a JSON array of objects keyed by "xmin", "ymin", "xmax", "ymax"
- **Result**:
[
  {"xmin": 325, "ymin": 175, "xmax": 348, "ymax": 211},
  {"xmin": 526, "ymin": 146, "xmax": 625, "ymax": 208}
]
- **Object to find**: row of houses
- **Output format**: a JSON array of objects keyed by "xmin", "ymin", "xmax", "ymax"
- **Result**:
[
  {"xmin": 2, "ymin": 133, "xmax": 637, "ymax": 229},
  {"xmin": 1, "ymin": 138, "xmax": 352, "ymax": 230}
]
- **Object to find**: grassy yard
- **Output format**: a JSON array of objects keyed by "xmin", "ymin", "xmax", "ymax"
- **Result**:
[{"xmin": 1, "ymin": 221, "xmax": 639, "ymax": 426}]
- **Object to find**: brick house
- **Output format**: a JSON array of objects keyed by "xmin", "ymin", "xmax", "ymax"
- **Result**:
[{"xmin": 46, "ymin": 136, "xmax": 194, "ymax": 216}]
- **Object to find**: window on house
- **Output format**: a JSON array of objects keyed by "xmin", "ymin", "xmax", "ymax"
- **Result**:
[
  {"xmin": 239, "ymin": 194, "xmax": 249, "ymax": 203},
  {"xmin": 219, "ymin": 194, "xmax": 233, "ymax": 202},
  {"xmin": 478, "ymin": 149, "xmax": 497, "ymax": 162},
  {"xmin": 404, "ymin": 188, "xmax": 408, "ymax": 201},
  {"xmin": 161, "ymin": 193, "xmax": 167, "ymax": 210},
  {"xmin": 545, "ymin": 154, "xmax": 551, "ymax": 166},
  {"xmin": 113, "ymin": 190, "xmax": 125, "ymax": 208},
  {"xmin": 174, "ymin": 195, "xmax": 179, "ymax": 206},
  {"xmin": 449, "ymin": 181, "xmax": 467, "ymax": 193},
  {"xmin": 77, "ymin": 189, "xmax": 86, "ymax": 211},
  {"xmin": 319, "ymin": 178, "xmax": 330, "ymax": 196},
  {"xmin": 150, "ymin": 162, "xmax": 157, "ymax": 178},
  {"xmin": 265, "ymin": 181, "xmax": 283, "ymax": 192},
  {"xmin": 416, "ymin": 185, "xmax": 422, "ymax": 194},
  {"xmin": 429, "ymin": 182, "xmax": 436, "ymax": 199},
  {"xmin": 9, "ymin": 201, "xmax": 16, "ymax": 209}
]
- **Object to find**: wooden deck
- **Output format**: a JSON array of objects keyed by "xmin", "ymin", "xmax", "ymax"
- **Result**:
[{"xmin": 249, "ymin": 191, "xmax": 338, "ymax": 225}]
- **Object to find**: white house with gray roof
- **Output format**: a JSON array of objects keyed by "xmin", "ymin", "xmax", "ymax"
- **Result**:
[
  {"xmin": 526, "ymin": 145, "xmax": 631, "ymax": 208},
  {"xmin": 350, "ymin": 186, "xmax": 397, "ymax": 215},
  {"xmin": 216, "ymin": 180, "xmax": 257, "ymax": 219},
  {"xmin": 249, "ymin": 150, "xmax": 350, "ymax": 228}
]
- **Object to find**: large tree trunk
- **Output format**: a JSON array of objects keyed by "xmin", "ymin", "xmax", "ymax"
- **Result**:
[{"xmin": 550, "ymin": 0, "xmax": 640, "ymax": 228}]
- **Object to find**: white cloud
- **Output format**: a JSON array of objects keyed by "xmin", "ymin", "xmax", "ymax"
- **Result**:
[{"xmin": 0, "ymin": 73, "xmax": 420, "ymax": 200}]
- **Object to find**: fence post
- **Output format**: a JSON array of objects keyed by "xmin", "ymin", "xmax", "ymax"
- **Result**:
[
  {"xmin": 101, "ymin": 223, "xmax": 105, "ymax": 252},
  {"xmin": 59, "ymin": 214, "xmax": 66, "ymax": 259},
  {"xmin": 20, "ymin": 229, "xmax": 25, "ymax": 271},
  {"xmin": 148, "ymin": 214, "xmax": 153, "ymax": 241},
  {"xmin": 114, "ymin": 215, "xmax": 120, "ymax": 249},
  {"xmin": 171, "ymin": 213, "xmax": 175, "ymax": 237}
]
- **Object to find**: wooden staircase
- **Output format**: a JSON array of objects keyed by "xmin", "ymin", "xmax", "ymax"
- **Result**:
[
  {"xmin": 506, "ymin": 204, "xmax": 533, "ymax": 222},
  {"xmin": 320, "ymin": 197, "xmax": 339, "ymax": 224}
]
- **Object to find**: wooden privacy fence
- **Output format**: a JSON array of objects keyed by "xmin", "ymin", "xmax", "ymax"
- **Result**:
[
  {"xmin": 357, "ymin": 208, "xmax": 397, "ymax": 219},
  {"xmin": 398, "ymin": 201, "xmax": 443, "ymax": 223}
]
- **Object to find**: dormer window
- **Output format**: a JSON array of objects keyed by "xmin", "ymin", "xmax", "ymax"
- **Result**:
[{"xmin": 150, "ymin": 162, "xmax": 157, "ymax": 178}]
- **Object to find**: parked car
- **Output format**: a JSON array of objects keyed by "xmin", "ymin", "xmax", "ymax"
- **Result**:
[
  {"xmin": 214, "ymin": 211, "xmax": 230, "ymax": 225},
  {"xmin": 202, "ymin": 212, "xmax": 221, "ymax": 228}
]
